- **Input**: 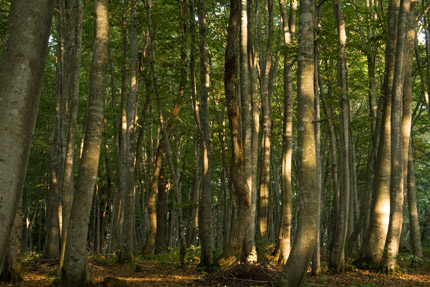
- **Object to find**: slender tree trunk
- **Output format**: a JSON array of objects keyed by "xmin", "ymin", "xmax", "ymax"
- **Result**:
[
  {"xmin": 121, "ymin": 0, "xmax": 139, "ymax": 262},
  {"xmin": 198, "ymin": 0, "xmax": 214, "ymax": 267},
  {"xmin": 240, "ymin": 0, "xmax": 253, "ymax": 261},
  {"xmin": 405, "ymin": 9, "xmax": 422, "ymax": 261},
  {"xmin": 272, "ymin": 0, "xmax": 296, "ymax": 265},
  {"xmin": 155, "ymin": 168, "xmax": 168, "ymax": 253},
  {"xmin": 247, "ymin": 0, "xmax": 260, "ymax": 262},
  {"xmin": 277, "ymin": 0, "xmax": 318, "ymax": 283},
  {"xmin": 330, "ymin": 0, "xmax": 350, "ymax": 272},
  {"xmin": 61, "ymin": 0, "xmax": 109, "ymax": 284},
  {"xmin": 407, "ymin": 145, "xmax": 423, "ymax": 258},
  {"xmin": 0, "ymin": 0, "xmax": 53, "ymax": 270},
  {"xmin": 312, "ymin": 6, "xmax": 322, "ymax": 274},
  {"xmin": 143, "ymin": 0, "xmax": 188, "ymax": 264},
  {"xmin": 59, "ymin": 0, "xmax": 84, "ymax": 270},
  {"xmin": 258, "ymin": 0, "xmax": 274, "ymax": 240}
]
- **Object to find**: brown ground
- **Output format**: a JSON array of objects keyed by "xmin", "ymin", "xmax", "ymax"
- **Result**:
[{"xmin": 1, "ymin": 254, "xmax": 429, "ymax": 286}]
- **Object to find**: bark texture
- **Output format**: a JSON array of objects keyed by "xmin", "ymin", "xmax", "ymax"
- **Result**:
[
  {"xmin": 217, "ymin": 0, "xmax": 251, "ymax": 267},
  {"xmin": 277, "ymin": 0, "xmax": 318, "ymax": 284},
  {"xmin": 61, "ymin": 0, "xmax": 109, "ymax": 285},
  {"xmin": 0, "ymin": 0, "xmax": 53, "ymax": 269}
]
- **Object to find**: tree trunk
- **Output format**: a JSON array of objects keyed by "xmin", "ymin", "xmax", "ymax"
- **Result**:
[
  {"xmin": 0, "ymin": 199, "xmax": 23, "ymax": 282},
  {"xmin": 407, "ymin": 145, "xmax": 423, "ymax": 258},
  {"xmin": 217, "ymin": 0, "xmax": 251, "ymax": 266},
  {"xmin": 198, "ymin": 0, "xmax": 214, "ymax": 267},
  {"xmin": 59, "ymin": 0, "xmax": 84, "ymax": 270},
  {"xmin": 272, "ymin": 0, "xmax": 296, "ymax": 265},
  {"xmin": 61, "ymin": 0, "xmax": 109, "ymax": 285},
  {"xmin": 0, "ymin": 0, "xmax": 53, "ymax": 269},
  {"xmin": 360, "ymin": 0, "xmax": 399, "ymax": 269},
  {"xmin": 155, "ymin": 168, "xmax": 168, "ymax": 254},
  {"xmin": 330, "ymin": 0, "xmax": 350, "ymax": 272},
  {"xmin": 277, "ymin": 0, "xmax": 318, "ymax": 283},
  {"xmin": 258, "ymin": 0, "xmax": 274, "ymax": 240},
  {"xmin": 247, "ymin": 0, "xmax": 260, "ymax": 262},
  {"xmin": 383, "ymin": 0, "xmax": 416, "ymax": 272},
  {"xmin": 121, "ymin": 0, "xmax": 139, "ymax": 262}
]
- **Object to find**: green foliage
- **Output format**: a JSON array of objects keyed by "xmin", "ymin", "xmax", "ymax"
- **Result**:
[
  {"xmin": 141, "ymin": 246, "xmax": 201, "ymax": 265},
  {"xmin": 92, "ymin": 254, "xmax": 120, "ymax": 266}
]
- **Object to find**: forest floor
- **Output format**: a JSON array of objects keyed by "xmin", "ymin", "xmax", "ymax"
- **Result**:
[{"xmin": 1, "ymin": 250, "xmax": 430, "ymax": 286}]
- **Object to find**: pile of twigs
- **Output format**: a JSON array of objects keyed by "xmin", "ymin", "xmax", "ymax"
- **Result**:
[{"xmin": 203, "ymin": 263, "xmax": 277, "ymax": 286}]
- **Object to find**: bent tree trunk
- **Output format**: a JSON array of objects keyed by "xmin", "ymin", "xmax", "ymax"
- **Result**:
[
  {"xmin": 0, "ymin": 0, "xmax": 53, "ymax": 271},
  {"xmin": 61, "ymin": 0, "xmax": 109, "ymax": 285},
  {"xmin": 277, "ymin": 0, "xmax": 318, "ymax": 284}
]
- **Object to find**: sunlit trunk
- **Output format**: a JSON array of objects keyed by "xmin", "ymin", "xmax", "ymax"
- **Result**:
[
  {"xmin": 277, "ymin": 0, "xmax": 318, "ymax": 283},
  {"xmin": 61, "ymin": 0, "xmax": 109, "ymax": 284}
]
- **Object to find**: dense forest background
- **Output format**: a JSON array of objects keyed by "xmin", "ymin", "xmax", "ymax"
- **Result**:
[{"xmin": 1, "ymin": 0, "xmax": 430, "ymax": 285}]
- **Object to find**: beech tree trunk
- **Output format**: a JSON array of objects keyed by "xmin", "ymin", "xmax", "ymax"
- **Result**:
[
  {"xmin": 272, "ymin": 0, "xmax": 296, "ymax": 265},
  {"xmin": 61, "ymin": 0, "xmax": 109, "ymax": 285},
  {"xmin": 198, "ymin": 0, "xmax": 214, "ymax": 267},
  {"xmin": 121, "ymin": 0, "xmax": 139, "ymax": 262},
  {"xmin": 0, "ymin": 0, "xmax": 53, "ymax": 271},
  {"xmin": 360, "ymin": 0, "xmax": 400, "ymax": 269},
  {"xmin": 277, "ymin": 0, "xmax": 318, "ymax": 283},
  {"xmin": 217, "ymin": 0, "xmax": 251, "ymax": 266},
  {"xmin": 258, "ymin": 0, "xmax": 274, "ymax": 240},
  {"xmin": 330, "ymin": 0, "xmax": 351, "ymax": 272},
  {"xmin": 383, "ymin": 0, "xmax": 416, "ymax": 273},
  {"xmin": 59, "ymin": 0, "xmax": 84, "ymax": 270}
]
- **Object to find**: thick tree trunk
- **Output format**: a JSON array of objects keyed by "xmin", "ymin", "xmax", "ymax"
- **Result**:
[
  {"xmin": 383, "ymin": 0, "xmax": 416, "ymax": 272},
  {"xmin": 360, "ymin": 0, "xmax": 400, "ymax": 269},
  {"xmin": 0, "ymin": 199, "xmax": 23, "ymax": 282},
  {"xmin": 0, "ymin": 0, "xmax": 53, "ymax": 270},
  {"xmin": 277, "ymin": 0, "xmax": 318, "ymax": 284},
  {"xmin": 217, "ymin": 0, "xmax": 251, "ymax": 266},
  {"xmin": 61, "ymin": 0, "xmax": 109, "ymax": 285}
]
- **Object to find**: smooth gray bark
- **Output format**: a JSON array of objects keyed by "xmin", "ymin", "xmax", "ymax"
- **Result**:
[
  {"xmin": 0, "ymin": 0, "xmax": 53, "ymax": 271},
  {"xmin": 61, "ymin": 0, "xmax": 109, "ymax": 285},
  {"xmin": 277, "ymin": 0, "xmax": 318, "ymax": 283},
  {"xmin": 198, "ymin": 0, "xmax": 214, "ymax": 266}
]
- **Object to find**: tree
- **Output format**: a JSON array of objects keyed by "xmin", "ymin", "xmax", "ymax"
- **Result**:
[
  {"xmin": 217, "ymin": 0, "xmax": 251, "ymax": 266},
  {"xmin": 277, "ymin": 0, "xmax": 318, "ymax": 283},
  {"xmin": 198, "ymin": 0, "xmax": 214, "ymax": 266},
  {"xmin": 329, "ymin": 0, "xmax": 351, "ymax": 272},
  {"xmin": 360, "ymin": 0, "xmax": 400, "ymax": 269},
  {"xmin": 0, "ymin": 0, "xmax": 54, "ymax": 273},
  {"xmin": 61, "ymin": 0, "xmax": 109, "ymax": 284},
  {"xmin": 382, "ymin": 0, "xmax": 416, "ymax": 273},
  {"xmin": 272, "ymin": 0, "xmax": 297, "ymax": 265}
]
